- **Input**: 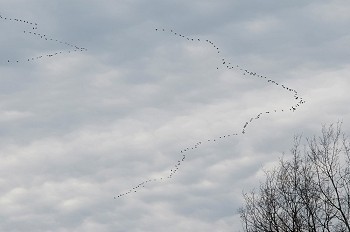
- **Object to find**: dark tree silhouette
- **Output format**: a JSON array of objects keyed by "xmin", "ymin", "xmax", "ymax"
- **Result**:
[{"xmin": 239, "ymin": 122, "xmax": 350, "ymax": 232}]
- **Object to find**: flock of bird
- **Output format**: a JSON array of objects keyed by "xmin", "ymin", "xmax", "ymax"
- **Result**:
[
  {"xmin": 0, "ymin": 14, "xmax": 87, "ymax": 64},
  {"xmin": 0, "ymin": 15, "xmax": 306, "ymax": 199},
  {"xmin": 114, "ymin": 28, "xmax": 306, "ymax": 199}
]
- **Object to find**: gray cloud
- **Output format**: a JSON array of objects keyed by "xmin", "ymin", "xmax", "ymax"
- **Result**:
[{"xmin": 0, "ymin": 0, "xmax": 350, "ymax": 231}]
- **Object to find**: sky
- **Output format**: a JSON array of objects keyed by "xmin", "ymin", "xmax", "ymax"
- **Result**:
[{"xmin": 1, "ymin": 0, "xmax": 350, "ymax": 231}]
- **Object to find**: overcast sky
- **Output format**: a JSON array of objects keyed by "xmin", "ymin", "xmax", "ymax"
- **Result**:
[{"xmin": 1, "ymin": 1, "xmax": 350, "ymax": 231}]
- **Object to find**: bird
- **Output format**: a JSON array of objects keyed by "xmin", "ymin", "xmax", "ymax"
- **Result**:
[{"xmin": 114, "ymin": 27, "xmax": 306, "ymax": 199}]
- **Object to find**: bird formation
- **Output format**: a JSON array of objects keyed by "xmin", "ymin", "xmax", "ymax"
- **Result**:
[
  {"xmin": 0, "ymin": 14, "xmax": 87, "ymax": 64},
  {"xmin": 114, "ymin": 28, "xmax": 307, "ymax": 199}
]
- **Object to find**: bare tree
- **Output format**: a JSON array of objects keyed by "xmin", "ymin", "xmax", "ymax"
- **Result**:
[{"xmin": 239, "ymin": 122, "xmax": 350, "ymax": 232}]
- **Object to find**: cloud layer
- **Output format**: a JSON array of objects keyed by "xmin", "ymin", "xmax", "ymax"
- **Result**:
[{"xmin": 1, "ymin": 1, "xmax": 350, "ymax": 231}]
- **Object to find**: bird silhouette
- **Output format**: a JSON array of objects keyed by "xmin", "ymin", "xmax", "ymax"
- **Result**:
[
  {"xmin": 2, "ymin": 14, "xmax": 87, "ymax": 64},
  {"xmin": 112, "ymin": 27, "xmax": 306, "ymax": 199}
]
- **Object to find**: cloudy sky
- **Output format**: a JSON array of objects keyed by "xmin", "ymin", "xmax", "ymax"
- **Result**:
[{"xmin": 1, "ymin": 0, "xmax": 350, "ymax": 231}]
